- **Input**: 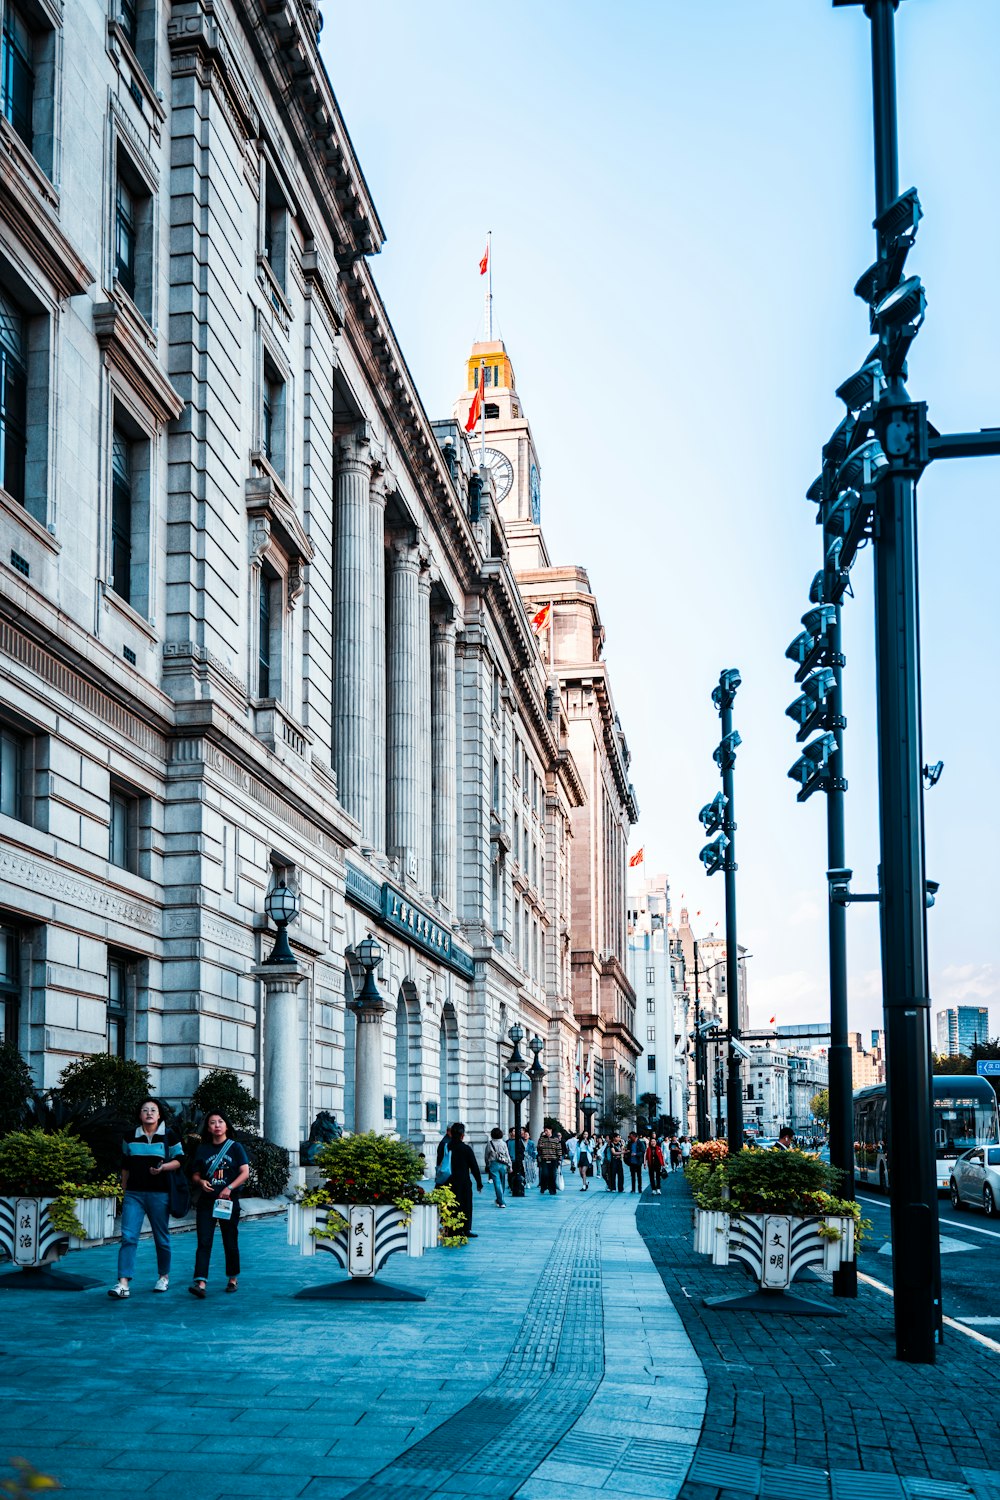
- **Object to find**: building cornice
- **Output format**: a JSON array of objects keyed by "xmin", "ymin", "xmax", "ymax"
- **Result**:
[{"xmin": 0, "ymin": 119, "xmax": 94, "ymax": 300}]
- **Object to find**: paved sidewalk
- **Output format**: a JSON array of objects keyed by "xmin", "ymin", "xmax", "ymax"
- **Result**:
[
  {"xmin": 0, "ymin": 1184, "xmax": 704, "ymax": 1500},
  {"xmin": 638, "ymin": 1171, "xmax": 1000, "ymax": 1500}
]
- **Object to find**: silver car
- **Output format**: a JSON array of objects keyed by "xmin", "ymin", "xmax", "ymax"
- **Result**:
[{"xmin": 949, "ymin": 1144, "xmax": 1000, "ymax": 1217}]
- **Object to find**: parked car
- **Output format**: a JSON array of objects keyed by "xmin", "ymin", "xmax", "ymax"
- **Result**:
[{"xmin": 949, "ymin": 1144, "xmax": 1000, "ymax": 1217}]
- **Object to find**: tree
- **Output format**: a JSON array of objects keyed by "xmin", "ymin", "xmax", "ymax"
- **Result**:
[
  {"xmin": 969, "ymin": 1037, "xmax": 1000, "ymax": 1101},
  {"xmin": 637, "ymin": 1092, "xmax": 660, "ymax": 1127},
  {"xmin": 932, "ymin": 1052, "xmax": 973, "ymax": 1076},
  {"xmin": 598, "ymin": 1093, "xmax": 636, "ymax": 1134},
  {"xmin": 809, "ymin": 1089, "xmax": 829, "ymax": 1126}
]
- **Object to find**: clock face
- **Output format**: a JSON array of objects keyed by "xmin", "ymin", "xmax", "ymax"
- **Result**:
[
  {"xmin": 481, "ymin": 446, "xmax": 513, "ymax": 502},
  {"xmin": 530, "ymin": 464, "xmax": 541, "ymax": 524}
]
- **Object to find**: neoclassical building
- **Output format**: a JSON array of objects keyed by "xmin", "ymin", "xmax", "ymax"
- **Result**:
[{"xmin": 0, "ymin": 0, "xmax": 634, "ymax": 1158}]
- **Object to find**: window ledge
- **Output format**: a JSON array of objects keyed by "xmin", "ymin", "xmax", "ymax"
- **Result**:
[
  {"xmin": 252, "ymin": 699, "xmax": 313, "ymax": 761},
  {"xmin": 256, "ymin": 254, "xmax": 293, "ymax": 329},
  {"xmin": 246, "ymin": 464, "xmax": 314, "ymax": 569},
  {"xmin": 101, "ymin": 583, "xmax": 159, "ymax": 645},
  {"xmin": 107, "ymin": 20, "xmax": 166, "ymax": 135},
  {"xmin": 0, "ymin": 120, "xmax": 94, "ymax": 299},
  {"xmin": 94, "ymin": 295, "xmax": 183, "ymax": 426},
  {"xmin": 0, "ymin": 487, "xmax": 60, "ymax": 555}
]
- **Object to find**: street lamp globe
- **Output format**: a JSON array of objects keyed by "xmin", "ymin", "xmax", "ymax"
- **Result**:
[
  {"xmin": 508, "ymin": 1022, "xmax": 524, "ymax": 1046},
  {"xmin": 356, "ymin": 933, "xmax": 382, "ymax": 973},
  {"xmin": 503, "ymin": 1068, "xmax": 531, "ymax": 1105},
  {"xmin": 263, "ymin": 879, "xmax": 300, "ymax": 965}
]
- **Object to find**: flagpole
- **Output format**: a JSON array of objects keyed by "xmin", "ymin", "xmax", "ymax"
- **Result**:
[
  {"xmin": 479, "ymin": 358, "xmax": 486, "ymax": 468},
  {"xmin": 487, "ymin": 229, "xmax": 493, "ymax": 340}
]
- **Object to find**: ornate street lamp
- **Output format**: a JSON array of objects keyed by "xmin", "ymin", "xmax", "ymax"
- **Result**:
[
  {"xmin": 527, "ymin": 1034, "xmax": 546, "ymax": 1140},
  {"xmin": 264, "ymin": 879, "xmax": 300, "ymax": 965},
  {"xmin": 504, "ymin": 1024, "xmax": 530, "ymax": 1197},
  {"xmin": 580, "ymin": 1095, "xmax": 598, "ymax": 1133},
  {"xmin": 351, "ymin": 934, "xmax": 387, "ymax": 1135},
  {"xmin": 355, "ymin": 933, "xmax": 384, "ymax": 1006}
]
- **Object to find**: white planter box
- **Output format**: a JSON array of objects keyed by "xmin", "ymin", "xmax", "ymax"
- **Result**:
[
  {"xmin": 0, "ymin": 1195, "xmax": 118, "ymax": 1269},
  {"xmin": 289, "ymin": 1200, "xmax": 440, "ymax": 1276},
  {"xmin": 694, "ymin": 1207, "xmax": 855, "ymax": 1289}
]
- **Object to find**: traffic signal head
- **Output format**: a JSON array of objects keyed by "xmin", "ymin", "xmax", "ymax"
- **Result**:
[
  {"xmin": 713, "ymin": 730, "xmax": 742, "ymax": 772},
  {"xmin": 699, "ymin": 833, "xmax": 729, "ymax": 876},
  {"xmin": 698, "ymin": 792, "xmax": 728, "ymax": 835}
]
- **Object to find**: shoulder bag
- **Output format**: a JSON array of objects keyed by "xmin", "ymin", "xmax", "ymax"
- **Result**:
[{"xmin": 165, "ymin": 1135, "xmax": 192, "ymax": 1219}]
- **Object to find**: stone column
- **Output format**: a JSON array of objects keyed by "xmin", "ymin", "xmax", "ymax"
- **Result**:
[
  {"xmin": 332, "ymin": 434, "xmax": 374, "ymax": 839},
  {"xmin": 255, "ymin": 962, "xmax": 307, "ymax": 1164},
  {"xmin": 431, "ymin": 612, "xmax": 457, "ymax": 909},
  {"xmin": 529, "ymin": 1065, "xmax": 545, "ymax": 1139},
  {"xmin": 417, "ymin": 557, "xmax": 433, "ymax": 889},
  {"xmin": 353, "ymin": 1001, "xmax": 387, "ymax": 1135},
  {"xmin": 387, "ymin": 538, "xmax": 422, "ymax": 879},
  {"xmin": 370, "ymin": 473, "xmax": 389, "ymax": 854}
]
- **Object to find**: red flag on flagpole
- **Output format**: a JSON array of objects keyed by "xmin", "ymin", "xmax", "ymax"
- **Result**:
[
  {"xmin": 769, "ymin": 1016, "xmax": 776, "ymax": 1026},
  {"xmin": 530, "ymin": 602, "xmax": 551, "ymax": 634},
  {"xmin": 465, "ymin": 365, "xmax": 485, "ymax": 434},
  {"xmin": 479, "ymin": 242, "xmax": 489, "ymax": 275},
  {"xmin": 628, "ymin": 847, "xmax": 644, "ymax": 868}
]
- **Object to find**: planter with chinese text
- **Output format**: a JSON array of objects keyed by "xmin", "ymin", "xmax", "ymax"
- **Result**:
[{"xmin": 287, "ymin": 1199, "xmax": 440, "ymax": 1301}]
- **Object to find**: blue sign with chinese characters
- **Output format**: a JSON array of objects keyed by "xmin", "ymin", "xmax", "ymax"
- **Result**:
[{"xmin": 976, "ymin": 1060, "xmax": 1000, "ymax": 1076}]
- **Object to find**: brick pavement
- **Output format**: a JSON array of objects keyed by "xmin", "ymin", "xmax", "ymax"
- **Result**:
[
  {"xmin": 637, "ymin": 1171, "xmax": 1000, "ymax": 1500},
  {"xmin": 0, "ymin": 1183, "xmax": 705, "ymax": 1500}
]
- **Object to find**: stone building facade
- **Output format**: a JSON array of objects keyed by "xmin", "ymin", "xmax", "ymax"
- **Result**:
[
  {"xmin": 626, "ymin": 872, "xmax": 688, "ymax": 1130},
  {"xmin": 0, "ymin": 0, "xmax": 630, "ymax": 1157}
]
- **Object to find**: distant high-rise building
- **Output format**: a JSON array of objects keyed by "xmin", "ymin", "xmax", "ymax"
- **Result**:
[{"xmin": 936, "ymin": 1007, "xmax": 991, "ymax": 1058}]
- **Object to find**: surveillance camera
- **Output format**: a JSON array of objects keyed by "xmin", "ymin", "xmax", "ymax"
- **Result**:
[
  {"xmin": 922, "ymin": 760, "xmax": 944, "ymax": 789},
  {"xmin": 835, "ymin": 357, "xmax": 885, "ymax": 415},
  {"xmin": 925, "ymin": 879, "xmax": 940, "ymax": 909},
  {"xmin": 837, "ymin": 437, "xmax": 888, "ymax": 491},
  {"xmin": 730, "ymin": 1038, "xmax": 752, "ymax": 1061},
  {"xmin": 827, "ymin": 867, "xmax": 853, "ymax": 904}
]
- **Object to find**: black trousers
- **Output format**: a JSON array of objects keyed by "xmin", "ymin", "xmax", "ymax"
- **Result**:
[
  {"xmin": 538, "ymin": 1161, "xmax": 558, "ymax": 1195},
  {"xmin": 194, "ymin": 1199, "xmax": 241, "ymax": 1279},
  {"xmin": 452, "ymin": 1178, "xmax": 474, "ymax": 1234},
  {"xmin": 629, "ymin": 1162, "xmax": 643, "ymax": 1192},
  {"xmin": 648, "ymin": 1160, "xmax": 662, "ymax": 1191},
  {"xmin": 608, "ymin": 1160, "xmax": 624, "ymax": 1192}
]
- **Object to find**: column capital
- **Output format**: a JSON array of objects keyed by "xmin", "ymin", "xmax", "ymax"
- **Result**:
[
  {"xmin": 251, "ymin": 961, "xmax": 307, "ymax": 991},
  {"xmin": 390, "ymin": 536, "xmax": 421, "ymax": 573},
  {"xmin": 370, "ymin": 467, "xmax": 392, "ymax": 509},
  {"xmin": 431, "ymin": 610, "xmax": 458, "ymax": 643},
  {"xmin": 336, "ymin": 429, "xmax": 373, "ymax": 477}
]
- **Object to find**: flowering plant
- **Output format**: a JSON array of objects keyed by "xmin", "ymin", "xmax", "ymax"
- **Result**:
[
  {"xmin": 311, "ymin": 1132, "xmax": 426, "ymax": 1204},
  {"xmin": 688, "ymin": 1139, "xmax": 729, "ymax": 1167}
]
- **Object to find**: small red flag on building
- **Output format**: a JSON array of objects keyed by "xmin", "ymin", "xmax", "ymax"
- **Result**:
[
  {"xmin": 628, "ymin": 847, "xmax": 644, "ymax": 868},
  {"xmin": 465, "ymin": 365, "xmax": 485, "ymax": 433},
  {"xmin": 479, "ymin": 242, "xmax": 489, "ymax": 275},
  {"xmin": 769, "ymin": 1016, "xmax": 776, "ymax": 1025},
  {"xmin": 530, "ymin": 602, "xmax": 551, "ymax": 634}
]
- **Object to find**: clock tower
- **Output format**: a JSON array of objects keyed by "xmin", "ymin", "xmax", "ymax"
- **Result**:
[{"xmin": 455, "ymin": 339, "xmax": 549, "ymax": 570}]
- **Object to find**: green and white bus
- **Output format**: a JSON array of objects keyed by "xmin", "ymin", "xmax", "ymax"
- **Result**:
[{"xmin": 854, "ymin": 1075, "xmax": 1000, "ymax": 1192}]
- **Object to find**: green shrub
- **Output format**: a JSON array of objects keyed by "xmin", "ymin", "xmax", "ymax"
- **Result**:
[
  {"xmin": 53, "ymin": 1055, "xmax": 151, "ymax": 1117},
  {"xmin": 315, "ymin": 1131, "xmax": 425, "ymax": 1203},
  {"xmin": 0, "ymin": 1044, "xmax": 36, "ymax": 1137},
  {"xmin": 234, "ymin": 1131, "xmax": 289, "ymax": 1198},
  {"xmin": 0, "ymin": 1456, "xmax": 60, "ymax": 1494},
  {"xmin": 0, "ymin": 1128, "xmax": 96, "ymax": 1196},
  {"xmin": 190, "ymin": 1069, "xmax": 258, "ymax": 1130},
  {"xmin": 724, "ymin": 1146, "xmax": 842, "ymax": 1215}
]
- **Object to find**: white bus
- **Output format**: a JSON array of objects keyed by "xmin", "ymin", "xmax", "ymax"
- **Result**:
[{"xmin": 854, "ymin": 1075, "xmax": 1000, "ymax": 1192}]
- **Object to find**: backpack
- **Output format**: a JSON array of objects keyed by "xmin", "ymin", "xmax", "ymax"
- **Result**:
[{"xmin": 435, "ymin": 1144, "xmax": 452, "ymax": 1187}]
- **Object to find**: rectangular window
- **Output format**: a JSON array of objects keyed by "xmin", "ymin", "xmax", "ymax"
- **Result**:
[
  {"xmin": 110, "ymin": 427, "xmax": 133, "ymax": 605},
  {"xmin": 109, "ymin": 786, "xmax": 138, "ymax": 872},
  {"xmin": 646, "ymin": 967, "xmax": 655, "ymax": 984},
  {"xmin": 0, "ymin": 919, "xmax": 20, "ymax": 1045},
  {"xmin": 262, "ymin": 356, "xmax": 286, "ymax": 477},
  {"xmin": 0, "ymin": 288, "xmax": 27, "ymax": 507},
  {"xmin": 107, "ymin": 953, "xmax": 128, "ymax": 1058},
  {"xmin": 114, "ymin": 175, "xmax": 137, "ymax": 299},
  {"xmin": 119, "ymin": 0, "xmax": 138, "ymax": 53},
  {"xmin": 647, "ymin": 1026, "xmax": 656, "ymax": 1042},
  {"xmin": 646, "ymin": 998, "xmax": 655, "ymax": 1014},
  {"xmin": 262, "ymin": 163, "xmax": 289, "ymax": 293},
  {"xmin": 1, "ymin": 3, "xmax": 33, "ymax": 149},
  {"xmin": 491, "ymin": 755, "xmax": 500, "ymax": 816},
  {"xmin": 0, "ymin": 724, "xmax": 23, "ymax": 820},
  {"xmin": 647, "ymin": 1055, "xmax": 656, "ymax": 1072},
  {"xmin": 258, "ymin": 567, "xmax": 273, "ymax": 698}
]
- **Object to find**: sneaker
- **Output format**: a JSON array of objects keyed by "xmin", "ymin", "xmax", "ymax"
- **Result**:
[
  {"xmin": 107, "ymin": 1283, "xmax": 129, "ymax": 1299},
  {"xmin": 153, "ymin": 1276, "xmax": 169, "ymax": 1293}
]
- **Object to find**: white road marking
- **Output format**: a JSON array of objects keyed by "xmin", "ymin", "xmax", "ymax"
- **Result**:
[
  {"xmin": 857, "ymin": 1193, "xmax": 1000, "ymax": 1241},
  {"xmin": 878, "ymin": 1235, "xmax": 978, "ymax": 1256},
  {"xmin": 955, "ymin": 1316, "xmax": 1000, "ymax": 1326},
  {"xmin": 857, "ymin": 1271, "xmax": 1000, "ymax": 1356}
]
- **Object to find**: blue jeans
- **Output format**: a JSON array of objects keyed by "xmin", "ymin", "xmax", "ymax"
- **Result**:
[
  {"xmin": 117, "ymin": 1191, "xmax": 172, "ymax": 1280},
  {"xmin": 488, "ymin": 1163, "xmax": 508, "ymax": 1204}
]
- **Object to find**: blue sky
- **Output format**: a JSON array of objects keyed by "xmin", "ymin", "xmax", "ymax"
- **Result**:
[{"xmin": 321, "ymin": 1, "xmax": 1000, "ymax": 1039}]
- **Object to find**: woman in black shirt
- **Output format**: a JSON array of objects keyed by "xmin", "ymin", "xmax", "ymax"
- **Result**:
[{"xmin": 188, "ymin": 1111, "xmax": 250, "ymax": 1297}]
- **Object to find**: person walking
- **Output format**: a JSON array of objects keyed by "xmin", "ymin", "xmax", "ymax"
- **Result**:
[
  {"xmin": 775, "ymin": 1126, "xmax": 796, "ymax": 1151},
  {"xmin": 188, "ymin": 1111, "xmax": 250, "ymax": 1297},
  {"xmin": 646, "ymin": 1134, "xmax": 665, "ymax": 1195},
  {"xmin": 108, "ymin": 1098, "xmax": 185, "ymax": 1299},
  {"xmin": 578, "ymin": 1133, "xmax": 594, "ymax": 1190},
  {"xmin": 566, "ymin": 1134, "xmax": 580, "ymax": 1177},
  {"xmin": 484, "ymin": 1128, "xmax": 511, "ymax": 1208},
  {"xmin": 522, "ymin": 1127, "xmax": 538, "ymax": 1188},
  {"xmin": 680, "ymin": 1135, "xmax": 692, "ymax": 1164},
  {"xmin": 536, "ymin": 1127, "xmax": 561, "ymax": 1195},
  {"xmin": 607, "ymin": 1133, "xmax": 625, "ymax": 1193},
  {"xmin": 437, "ymin": 1123, "xmax": 482, "ymax": 1236},
  {"xmin": 669, "ymin": 1137, "xmax": 683, "ymax": 1173},
  {"xmin": 626, "ymin": 1131, "xmax": 644, "ymax": 1194}
]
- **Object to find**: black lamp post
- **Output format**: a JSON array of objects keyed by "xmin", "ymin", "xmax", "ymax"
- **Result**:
[
  {"xmin": 580, "ymin": 1094, "xmax": 598, "ymax": 1136},
  {"xmin": 527, "ymin": 1035, "xmax": 545, "ymax": 1139},
  {"xmin": 504, "ymin": 1025, "xmax": 530, "ymax": 1198},
  {"xmin": 264, "ymin": 879, "xmax": 300, "ymax": 964}
]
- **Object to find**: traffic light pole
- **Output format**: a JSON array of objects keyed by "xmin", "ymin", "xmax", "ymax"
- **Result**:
[
  {"xmin": 860, "ymin": 0, "xmax": 941, "ymax": 1361},
  {"xmin": 823, "ymin": 600, "xmax": 857, "ymax": 1299},
  {"xmin": 716, "ymin": 679, "xmax": 744, "ymax": 1153}
]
